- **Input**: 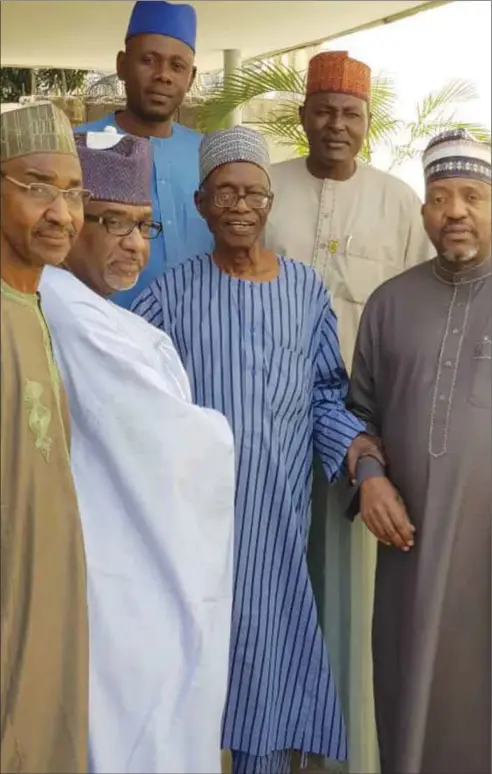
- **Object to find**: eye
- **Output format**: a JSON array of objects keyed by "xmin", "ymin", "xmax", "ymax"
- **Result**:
[
  {"xmin": 65, "ymin": 189, "xmax": 84, "ymax": 201},
  {"xmin": 347, "ymin": 112, "xmax": 360, "ymax": 119},
  {"xmin": 141, "ymin": 55, "xmax": 154, "ymax": 65},
  {"xmin": 467, "ymin": 193, "xmax": 479, "ymax": 202},
  {"xmin": 106, "ymin": 217, "xmax": 125, "ymax": 228},
  {"xmin": 172, "ymin": 61, "xmax": 186, "ymax": 72},
  {"xmin": 30, "ymin": 183, "xmax": 52, "ymax": 196}
]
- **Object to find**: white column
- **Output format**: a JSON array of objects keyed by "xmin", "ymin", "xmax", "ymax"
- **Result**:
[{"xmin": 223, "ymin": 48, "xmax": 242, "ymax": 128}]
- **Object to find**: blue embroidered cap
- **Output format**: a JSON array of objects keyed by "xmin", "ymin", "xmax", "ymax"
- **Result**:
[{"xmin": 125, "ymin": 1, "xmax": 197, "ymax": 52}]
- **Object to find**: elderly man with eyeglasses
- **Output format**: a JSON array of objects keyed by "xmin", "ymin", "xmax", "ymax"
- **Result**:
[
  {"xmin": 1, "ymin": 102, "xmax": 90, "ymax": 773},
  {"xmin": 131, "ymin": 126, "xmax": 384, "ymax": 774},
  {"xmin": 39, "ymin": 129, "xmax": 236, "ymax": 774}
]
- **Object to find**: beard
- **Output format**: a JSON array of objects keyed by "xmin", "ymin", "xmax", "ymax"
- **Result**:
[
  {"xmin": 128, "ymin": 94, "xmax": 177, "ymax": 124},
  {"xmin": 440, "ymin": 245, "xmax": 479, "ymax": 264}
]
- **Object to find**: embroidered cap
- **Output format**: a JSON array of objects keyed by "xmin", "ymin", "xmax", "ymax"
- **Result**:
[
  {"xmin": 74, "ymin": 128, "xmax": 153, "ymax": 205},
  {"xmin": 199, "ymin": 126, "xmax": 271, "ymax": 186},
  {"xmin": 423, "ymin": 129, "xmax": 491, "ymax": 185},
  {"xmin": 126, "ymin": 0, "xmax": 197, "ymax": 52},
  {"xmin": 306, "ymin": 51, "xmax": 371, "ymax": 101},
  {"xmin": 0, "ymin": 101, "xmax": 77, "ymax": 162}
]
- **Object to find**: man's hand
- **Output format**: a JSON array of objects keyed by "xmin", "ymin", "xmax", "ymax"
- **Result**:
[
  {"xmin": 347, "ymin": 433, "xmax": 385, "ymax": 482},
  {"xmin": 360, "ymin": 476, "xmax": 415, "ymax": 551}
]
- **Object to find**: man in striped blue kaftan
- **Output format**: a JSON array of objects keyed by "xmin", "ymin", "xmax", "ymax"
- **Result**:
[{"xmin": 131, "ymin": 127, "xmax": 381, "ymax": 774}]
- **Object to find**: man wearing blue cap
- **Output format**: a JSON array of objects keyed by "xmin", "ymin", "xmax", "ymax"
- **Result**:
[{"xmin": 76, "ymin": 0, "xmax": 213, "ymax": 309}]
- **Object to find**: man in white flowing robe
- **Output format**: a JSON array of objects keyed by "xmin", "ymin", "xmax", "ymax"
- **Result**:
[
  {"xmin": 265, "ymin": 52, "xmax": 432, "ymax": 773},
  {"xmin": 39, "ymin": 129, "xmax": 235, "ymax": 774}
]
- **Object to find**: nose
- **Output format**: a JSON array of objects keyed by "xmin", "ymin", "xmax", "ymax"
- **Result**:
[
  {"xmin": 44, "ymin": 194, "xmax": 75, "ymax": 228},
  {"xmin": 153, "ymin": 62, "xmax": 173, "ymax": 84},
  {"xmin": 121, "ymin": 225, "xmax": 147, "ymax": 254},
  {"xmin": 231, "ymin": 195, "xmax": 250, "ymax": 213},
  {"xmin": 328, "ymin": 112, "xmax": 345, "ymax": 132},
  {"xmin": 445, "ymin": 195, "xmax": 469, "ymax": 220}
]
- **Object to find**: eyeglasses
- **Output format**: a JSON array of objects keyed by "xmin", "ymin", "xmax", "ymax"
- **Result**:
[
  {"xmin": 207, "ymin": 190, "xmax": 273, "ymax": 210},
  {"xmin": 84, "ymin": 213, "xmax": 163, "ymax": 240},
  {"xmin": 0, "ymin": 172, "xmax": 92, "ymax": 206}
]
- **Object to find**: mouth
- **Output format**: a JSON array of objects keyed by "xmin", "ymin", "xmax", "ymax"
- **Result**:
[
  {"xmin": 443, "ymin": 226, "xmax": 474, "ymax": 241},
  {"xmin": 108, "ymin": 262, "xmax": 141, "ymax": 275},
  {"xmin": 224, "ymin": 221, "xmax": 256, "ymax": 235},
  {"xmin": 36, "ymin": 232, "xmax": 71, "ymax": 244},
  {"xmin": 322, "ymin": 139, "xmax": 350, "ymax": 150},
  {"xmin": 147, "ymin": 91, "xmax": 173, "ymax": 103}
]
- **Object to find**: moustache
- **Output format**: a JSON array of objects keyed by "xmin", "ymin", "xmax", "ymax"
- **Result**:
[{"xmin": 34, "ymin": 226, "xmax": 76, "ymax": 238}]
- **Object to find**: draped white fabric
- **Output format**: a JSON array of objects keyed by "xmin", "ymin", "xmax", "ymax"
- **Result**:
[{"xmin": 40, "ymin": 267, "xmax": 235, "ymax": 774}]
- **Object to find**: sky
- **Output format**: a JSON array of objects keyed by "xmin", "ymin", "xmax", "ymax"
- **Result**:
[{"xmin": 320, "ymin": 0, "xmax": 491, "ymax": 197}]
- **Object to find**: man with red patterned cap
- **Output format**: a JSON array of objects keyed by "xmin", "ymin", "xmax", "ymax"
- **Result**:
[
  {"xmin": 39, "ymin": 129, "xmax": 235, "ymax": 774},
  {"xmin": 265, "ymin": 51, "xmax": 432, "ymax": 773}
]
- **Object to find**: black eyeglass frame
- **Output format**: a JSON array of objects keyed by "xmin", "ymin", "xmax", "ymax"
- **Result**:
[{"xmin": 84, "ymin": 213, "xmax": 163, "ymax": 240}]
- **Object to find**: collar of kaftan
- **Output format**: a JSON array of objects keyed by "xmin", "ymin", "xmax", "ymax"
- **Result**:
[{"xmin": 433, "ymin": 256, "xmax": 491, "ymax": 285}]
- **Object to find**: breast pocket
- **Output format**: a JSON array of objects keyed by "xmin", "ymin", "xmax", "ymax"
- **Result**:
[
  {"xmin": 469, "ymin": 333, "xmax": 491, "ymax": 409},
  {"xmin": 265, "ymin": 345, "xmax": 309, "ymax": 425},
  {"xmin": 329, "ymin": 235, "xmax": 401, "ymax": 305}
]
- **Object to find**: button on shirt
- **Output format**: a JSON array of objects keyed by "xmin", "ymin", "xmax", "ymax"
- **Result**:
[{"xmin": 75, "ymin": 113, "xmax": 213, "ymax": 309}]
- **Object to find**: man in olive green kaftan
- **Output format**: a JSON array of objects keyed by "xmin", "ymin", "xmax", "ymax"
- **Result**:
[{"xmin": 0, "ymin": 102, "xmax": 89, "ymax": 773}]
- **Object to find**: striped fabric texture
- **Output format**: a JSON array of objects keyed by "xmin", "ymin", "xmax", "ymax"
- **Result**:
[{"xmin": 131, "ymin": 254, "xmax": 364, "ymax": 763}]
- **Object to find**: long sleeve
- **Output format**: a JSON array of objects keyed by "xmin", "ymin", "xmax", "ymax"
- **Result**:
[
  {"xmin": 404, "ymin": 192, "xmax": 434, "ymax": 269},
  {"xmin": 347, "ymin": 295, "xmax": 381, "ymax": 437},
  {"xmin": 312, "ymin": 292, "xmax": 365, "ymax": 483},
  {"xmin": 131, "ymin": 280, "xmax": 166, "ymax": 330}
]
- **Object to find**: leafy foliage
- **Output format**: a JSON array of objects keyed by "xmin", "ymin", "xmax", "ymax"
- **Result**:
[
  {"xmin": 0, "ymin": 67, "xmax": 88, "ymax": 102},
  {"xmin": 197, "ymin": 62, "xmax": 490, "ymax": 166}
]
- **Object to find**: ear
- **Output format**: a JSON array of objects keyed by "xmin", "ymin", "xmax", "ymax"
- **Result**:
[
  {"xmin": 299, "ymin": 103, "xmax": 306, "ymax": 131},
  {"xmin": 421, "ymin": 202, "xmax": 426, "ymax": 216},
  {"xmin": 188, "ymin": 66, "xmax": 197, "ymax": 93},
  {"xmin": 116, "ymin": 50, "xmax": 126, "ymax": 82},
  {"xmin": 194, "ymin": 189, "xmax": 204, "ymax": 218},
  {"xmin": 367, "ymin": 107, "xmax": 372, "ymax": 134}
]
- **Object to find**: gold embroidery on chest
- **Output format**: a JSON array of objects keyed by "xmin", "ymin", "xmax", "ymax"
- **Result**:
[{"xmin": 24, "ymin": 379, "xmax": 53, "ymax": 461}]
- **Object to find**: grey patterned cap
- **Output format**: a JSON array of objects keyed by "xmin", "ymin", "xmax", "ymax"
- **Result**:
[{"xmin": 199, "ymin": 126, "xmax": 271, "ymax": 186}]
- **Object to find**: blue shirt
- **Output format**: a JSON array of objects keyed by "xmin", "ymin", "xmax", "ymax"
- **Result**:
[
  {"xmin": 132, "ymin": 254, "xmax": 365, "ymax": 759},
  {"xmin": 74, "ymin": 113, "xmax": 213, "ymax": 309}
]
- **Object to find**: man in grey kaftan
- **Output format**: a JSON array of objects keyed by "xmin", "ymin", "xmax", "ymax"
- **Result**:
[{"xmin": 348, "ymin": 129, "xmax": 491, "ymax": 774}]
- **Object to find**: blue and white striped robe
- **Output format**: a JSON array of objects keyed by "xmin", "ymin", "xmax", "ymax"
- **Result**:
[{"xmin": 132, "ymin": 254, "xmax": 365, "ymax": 761}]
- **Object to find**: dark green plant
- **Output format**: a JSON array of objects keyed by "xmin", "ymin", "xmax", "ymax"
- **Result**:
[{"xmin": 0, "ymin": 67, "xmax": 88, "ymax": 102}]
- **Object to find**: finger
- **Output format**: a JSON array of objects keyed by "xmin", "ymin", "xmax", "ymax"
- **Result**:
[
  {"xmin": 372, "ymin": 507, "xmax": 408, "ymax": 550},
  {"xmin": 365, "ymin": 511, "xmax": 397, "ymax": 547},
  {"xmin": 389, "ymin": 502, "xmax": 415, "ymax": 547},
  {"xmin": 362, "ymin": 513, "xmax": 389, "ymax": 544}
]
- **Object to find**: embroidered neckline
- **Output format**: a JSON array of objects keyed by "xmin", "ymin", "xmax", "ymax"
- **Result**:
[{"xmin": 432, "ymin": 256, "xmax": 491, "ymax": 285}]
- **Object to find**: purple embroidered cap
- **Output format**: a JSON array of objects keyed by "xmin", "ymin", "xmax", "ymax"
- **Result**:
[{"xmin": 74, "ymin": 128, "xmax": 153, "ymax": 205}]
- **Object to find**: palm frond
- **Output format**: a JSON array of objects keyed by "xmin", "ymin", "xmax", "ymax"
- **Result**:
[
  {"xmin": 416, "ymin": 79, "xmax": 479, "ymax": 124},
  {"xmin": 197, "ymin": 61, "xmax": 305, "ymax": 132}
]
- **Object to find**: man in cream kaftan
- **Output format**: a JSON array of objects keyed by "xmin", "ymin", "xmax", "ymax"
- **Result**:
[
  {"xmin": 40, "ymin": 132, "xmax": 235, "ymax": 774},
  {"xmin": 265, "ymin": 52, "xmax": 431, "ymax": 773}
]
